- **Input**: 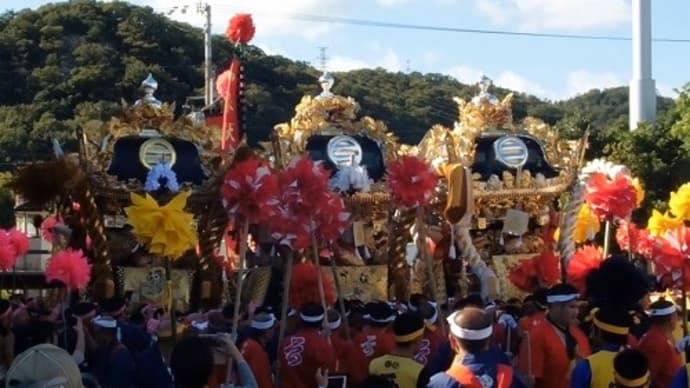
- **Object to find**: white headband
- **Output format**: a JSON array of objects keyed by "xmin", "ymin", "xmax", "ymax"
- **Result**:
[
  {"xmin": 251, "ymin": 314, "xmax": 277, "ymax": 330},
  {"xmin": 287, "ymin": 308, "xmax": 297, "ymax": 317},
  {"xmin": 546, "ymin": 293, "xmax": 579, "ymax": 304},
  {"xmin": 446, "ymin": 311, "xmax": 493, "ymax": 340},
  {"xmin": 93, "ymin": 316, "xmax": 117, "ymax": 329},
  {"xmin": 649, "ymin": 305, "xmax": 677, "ymax": 317},
  {"xmin": 370, "ymin": 315, "xmax": 396, "ymax": 324},
  {"xmin": 328, "ymin": 317, "xmax": 342, "ymax": 330},
  {"xmin": 300, "ymin": 313, "xmax": 324, "ymax": 323},
  {"xmin": 191, "ymin": 320, "xmax": 209, "ymax": 331},
  {"xmin": 428, "ymin": 306, "xmax": 438, "ymax": 325}
]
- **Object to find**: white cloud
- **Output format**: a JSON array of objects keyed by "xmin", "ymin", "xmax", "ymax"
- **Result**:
[
  {"xmin": 328, "ymin": 46, "xmax": 403, "ymax": 72},
  {"xmin": 448, "ymin": 66, "xmax": 553, "ymax": 99},
  {"xmin": 447, "ymin": 66, "xmax": 486, "ymax": 85},
  {"xmin": 657, "ymin": 83, "xmax": 679, "ymax": 99},
  {"xmin": 495, "ymin": 71, "xmax": 550, "ymax": 98},
  {"xmin": 474, "ymin": 0, "xmax": 630, "ymax": 31},
  {"xmin": 376, "ymin": 0, "xmax": 411, "ymax": 6},
  {"xmin": 144, "ymin": 0, "xmax": 346, "ymax": 40},
  {"xmin": 565, "ymin": 70, "xmax": 624, "ymax": 96}
]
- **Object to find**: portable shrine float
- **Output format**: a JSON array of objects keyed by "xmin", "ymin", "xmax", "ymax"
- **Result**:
[
  {"xmin": 9, "ymin": 74, "xmax": 232, "ymax": 314},
  {"xmin": 260, "ymin": 74, "xmax": 589, "ymax": 305}
]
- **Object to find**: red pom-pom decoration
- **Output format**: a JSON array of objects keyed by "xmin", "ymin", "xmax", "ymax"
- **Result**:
[
  {"xmin": 221, "ymin": 158, "xmax": 280, "ymax": 223},
  {"xmin": 508, "ymin": 258, "xmax": 539, "ymax": 293},
  {"xmin": 566, "ymin": 245, "xmax": 604, "ymax": 292},
  {"xmin": 616, "ymin": 221, "xmax": 653, "ymax": 258},
  {"xmin": 225, "ymin": 13, "xmax": 255, "ymax": 44},
  {"xmin": 279, "ymin": 157, "xmax": 330, "ymax": 221},
  {"xmin": 313, "ymin": 192, "xmax": 350, "ymax": 244},
  {"xmin": 536, "ymin": 250, "xmax": 560, "ymax": 287},
  {"xmin": 269, "ymin": 206, "xmax": 311, "ymax": 250},
  {"xmin": 289, "ymin": 262, "xmax": 335, "ymax": 309},
  {"xmin": 45, "ymin": 249, "xmax": 91, "ymax": 291},
  {"xmin": 387, "ymin": 156, "xmax": 438, "ymax": 208},
  {"xmin": 585, "ymin": 173, "xmax": 637, "ymax": 221}
]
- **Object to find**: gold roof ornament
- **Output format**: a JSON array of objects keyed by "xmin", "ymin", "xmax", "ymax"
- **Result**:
[
  {"xmin": 82, "ymin": 75, "xmax": 222, "ymax": 193},
  {"xmin": 273, "ymin": 72, "xmax": 401, "ymax": 169},
  {"xmin": 416, "ymin": 76, "xmax": 587, "ymax": 219}
]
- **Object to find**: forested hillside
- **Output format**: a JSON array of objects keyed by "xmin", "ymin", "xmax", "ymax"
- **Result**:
[{"xmin": 0, "ymin": 0, "xmax": 688, "ymax": 215}]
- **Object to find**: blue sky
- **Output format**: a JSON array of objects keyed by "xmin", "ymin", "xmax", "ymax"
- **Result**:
[{"xmin": 4, "ymin": 0, "xmax": 689, "ymax": 100}]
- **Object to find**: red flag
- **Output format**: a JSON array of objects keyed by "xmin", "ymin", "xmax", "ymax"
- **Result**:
[{"xmin": 215, "ymin": 58, "xmax": 241, "ymax": 151}]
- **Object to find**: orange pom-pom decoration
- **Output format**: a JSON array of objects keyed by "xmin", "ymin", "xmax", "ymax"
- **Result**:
[
  {"xmin": 566, "ymin": 245, "xmax": 604, "ymax": 292},
  {"xmin": 45, "ymin": 249, "xmax": 91, "ymax": 292},
  {"xmin": 585, "ymin": 173, "xmax": 637, "ymax": 221},
  {"xmin": 387, "ymin": 156, "xmax": 437, "ymax": 208},
  {"xmin": 288, "ymin": 262, "xmax": 335, "ymax": 309},
  {"xmin": 226, "ymin": 13, "xmax": 255, "ymax": 44}
]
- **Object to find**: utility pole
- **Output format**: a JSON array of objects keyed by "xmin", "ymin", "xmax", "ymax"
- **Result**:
[
  {"xmin": 317, "ymin": 46, "xmax": 328, "ymax": 72},
  {"xmin": 629, "ymin": 0, "xmax": 655, "ymax": 130},
  {"xmin": 198, "ymin": 1, "xmax": 213, "ymax": 106}
]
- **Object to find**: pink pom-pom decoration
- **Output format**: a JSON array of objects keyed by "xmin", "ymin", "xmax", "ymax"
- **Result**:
[
  {"xmin": 387, "ymin": 156, "xmax": 438, "ymax": 208},
  {"xmin": 0, "ymin": 232, "xmax": 18, "ymax": 271},
  {"xmin": 40, "ymin": 215, "xmax": 60, "ymax": 243},
  {"xmin": 45, "ymin": 249, "xmax": 91, "ymax": 292},
  {"xmin": 7, "ymin": 229, "xmax": 29, "ymax": 257}
]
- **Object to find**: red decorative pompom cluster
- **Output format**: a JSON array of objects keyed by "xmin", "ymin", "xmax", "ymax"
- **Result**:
[
  {"xmin": 585, "ymin": 173, "xmax": 637, "ymax": 221},
  {"xmin": 225, "ymin": 13, "xmax": 255, "ymax": 44},
  {"xmin": 0, "ymin": 228, "xmax": 29, "ymax": 271},
  {"xmin": 566, "ymin": 245, "xmax": 604, "ymax": 292},
  {"xmin": 45, "ymin": 249, "xmax": 91, "ymax": 292},
  {"xmin": 221, "ymin": 158, "xmax": 280, "ymax": 223},
  {"xmin": 508, "ymin": 250, "xmax": 560, "ymax": 292},
  {"xmin": 616, "ymin": 221, "xmax": 654, "ymax": 258},
  {"xmin": 270, "ymin": 157, "xmax": 349, "ymax": 250},
  {"xmin": 387, "ymin": 156, "xmax": 438, "ymax": 208},
  {"xmin": 288, "ymin": 262, "xmax": 335, "ymax": 309}
]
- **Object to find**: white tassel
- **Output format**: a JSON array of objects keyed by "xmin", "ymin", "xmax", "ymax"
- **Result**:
[
  {"xmin": 363, "ymin": 246, "xmax": 371, "ymax": 260},
  {"xmin": 449, "ymin": 223, "xmax": 457, "ymax": 259}
]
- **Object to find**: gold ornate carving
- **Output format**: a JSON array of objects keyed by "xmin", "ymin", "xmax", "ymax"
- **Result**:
[
  {"xmin": 273, "ymin": 95, "xmax": 400, "ymax": 167},
  {"xmin": 491, "ymin": 254, "xmax": 534, "ymax": 300},
  {"xmin": 324, "ymin": 265, "xmax": 388, "ymax": 302}
]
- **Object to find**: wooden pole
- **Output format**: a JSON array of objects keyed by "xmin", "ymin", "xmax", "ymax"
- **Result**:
[
  {"xmin": 417, "ymin": 207, "xmax": 441, "ymax": 320},
  {"xmin": 602, "ymin": 220, "xmax": 612, "ymax": 258},
  {"xmin": 231, "ymin": 219, "xmax": 250, "ymax": 339},
  {"xmin": 275, "ymin": 247, "xmax": 293, "ymax": 388},
  {"xmin": 165, "ymin": 258, "xmax": 177, "ymax": 343},
  {"xmin": 310, "ymin": 226, "xmax": 328, "ymax": 328},
  {"xmin": 328, "ymin": 252, "xmax": 351, "ymax": 340}
]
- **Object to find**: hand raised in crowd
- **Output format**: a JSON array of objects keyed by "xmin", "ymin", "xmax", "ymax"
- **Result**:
[{"xmin": 316, "ymin": 368, "xmax": 329, "ymax": 388}]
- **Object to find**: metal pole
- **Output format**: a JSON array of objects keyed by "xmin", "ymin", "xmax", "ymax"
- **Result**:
[
  {"xmin": 201, "ymin": 2, "xmax": 213, "ymax": 106},
  {"xmin": 629, "ymin": 0, "xmax": 656, "ymax": 130}
]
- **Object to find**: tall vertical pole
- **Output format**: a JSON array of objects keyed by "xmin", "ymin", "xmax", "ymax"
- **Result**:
[
  {"xmin": 629, "ymin": 0, "xmax": 656, "ymax": 131},
  {"xmin": 202, "ymin": 2, "xmax": 213, "ymax": 106}
]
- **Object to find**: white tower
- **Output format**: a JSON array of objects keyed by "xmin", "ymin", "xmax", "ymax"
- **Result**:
[{"xmin": 629, "ymin": 0, "xmax": 656, "ymax": 130}]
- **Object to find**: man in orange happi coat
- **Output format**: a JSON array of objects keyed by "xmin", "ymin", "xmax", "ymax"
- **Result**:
[
  {"xmin": 637, "ymin": 299, "xmax": 683, "ymax": 388},
  {"xmin": 327, "ymin": 309, "xmax": 369, "ymax": 386},
  {"xmin": 517, "ymin": 289, "xmax": 548, "ymax": 337},
  {"xmin": 279, "ymin": 303, "xmax": 336, "ymax": 388},
  {"xmin": 241, "ymin": 312, "xmax": 277, "ymax": 388},
  {"xmin": 518, "ymin": 283, "xmax": 591, "ymax": 388},
  {"xmin": 353, "ymin": 302, "xmax": 396, "ymax": 363}
]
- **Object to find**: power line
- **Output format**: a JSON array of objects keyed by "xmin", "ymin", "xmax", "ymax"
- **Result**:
[{"xmin": 202, "ymin": 5, "xmax": 690, "ymax": 44}]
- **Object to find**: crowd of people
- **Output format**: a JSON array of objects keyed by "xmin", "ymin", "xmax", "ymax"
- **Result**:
[{"xmin": 0, "ymin": 259, "xmax": 689, "ymax": 387}]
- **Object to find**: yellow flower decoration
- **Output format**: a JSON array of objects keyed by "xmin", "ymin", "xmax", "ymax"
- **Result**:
[
  {"xmin": 632, "ymin": 177, "xmax": 645, "ymax": 207},
  {"xmin": 125, "ymin": 192, "xmax": 198, "ymax": 260},
  {"xmin": 572, "ymin": 204, "xmax": 600, "ymax": 243},
  {"xmin": 669, "ymin": 183, "xmax": 690, "ymax": 220},
  {"xmin": 647, "ymin": 209, "xmax": 683, "ymax": 237}
]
